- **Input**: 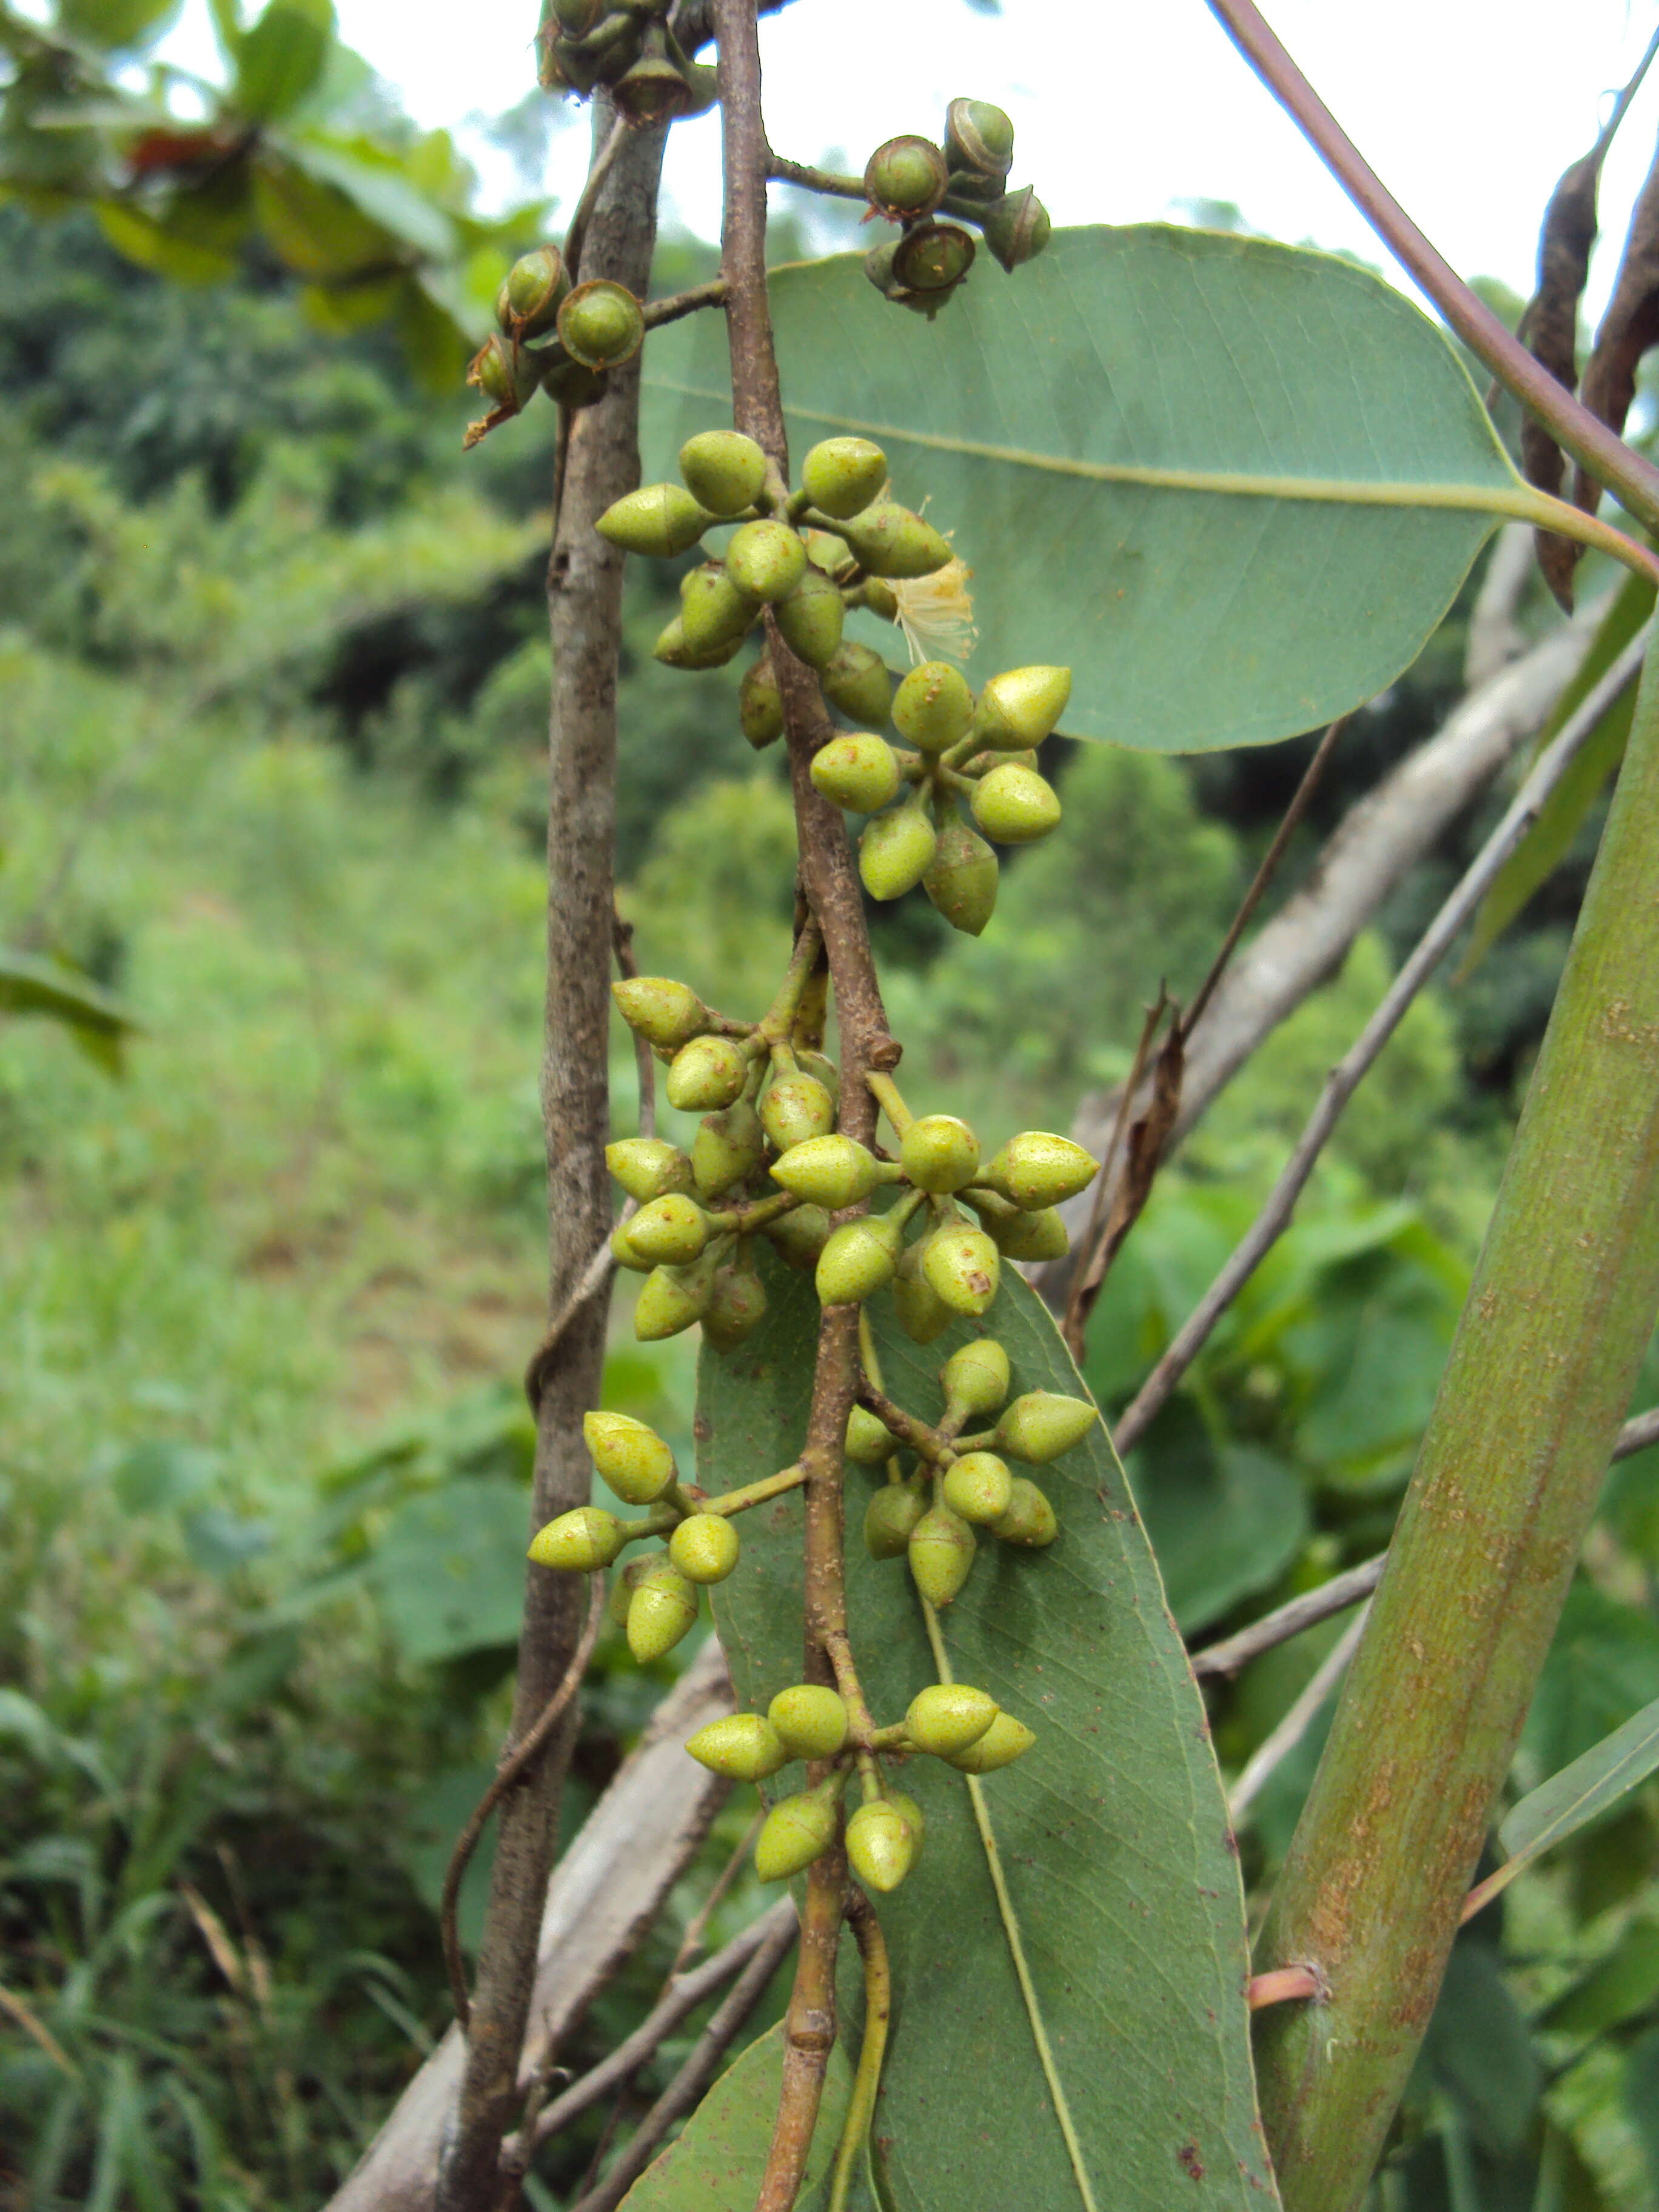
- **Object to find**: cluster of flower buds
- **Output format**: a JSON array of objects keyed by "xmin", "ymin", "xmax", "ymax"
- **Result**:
[
  {"xmin": 465, "ymin": 244, "xmax": 646, "ymax": 447},
  {"xmin": 535, "ymin": 0, "xmax": 717, "ymax": 121},
  {"xmin": 861, "ymin": 98, "xmax": 1051, "ymax": 318},
  {"xmin": 686, "ymin": 1678, "xmax": 1033, "ymax": 1894},
  {"xmin": 852, "ymin": 1336, "xmax": 1096, "ymax": 1607}
]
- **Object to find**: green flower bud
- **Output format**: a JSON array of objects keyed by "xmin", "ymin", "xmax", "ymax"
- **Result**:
[
  {"xmin": 908, "ymin": 1504, "xmax": 976, "ymax": 1606},
  {"xmin": 963, "ymin": 1187, "xmax": 1070, "ymax": 1261},
  {"xmin": 612, "ymin": 975, "xmax": 708, "ymax": 1050},
  {"xmin": 940, "ymin": 1337, "xmax": 1011, "ymax": 1416},
  {"xmin": 606, "ymin": 1136, "xmax": 695, "ymax": 1202},
  {"xmin": 973, "ymin": 664, "xmax": 1071, "ymax": 747},
  {"xmin": 692, "ymin": 1099, "xmax": 765, "ymax": 1199},
  {"xmin": 972, "ymin": 762, "xmax": 1062, "ymax": 845},
  {"xmin": 811, "ymin": 733, "xmax": 901, "ymax": 814},
  {"xmin": 740, "ymin": 652, "xmax": 785, "ymax": 749},
  {"xmin": 863, "ymin": 133, "xmax": 949, "ymax": 221},
  {"xmin": 769, "ymin": 1133, "xmax": 878, "ymax": 1210},
  {"xmin": 725, "ymin": 519, "xmax": 808, "ymax": 605},
  {"xmin": 497, "ymin": 244, "xmax": 571, "ymax": 339},
  {"xmin": 765, "ymin": 1202, "xmax": 833, "ymax": 1271},
  {"xmin": 815, "ymin": 1213, "xmax": 903, "ymax": 1306},
  {"xmin": 846, "ymin": 1800, "xmax": 917, "ymax": 1893},
  {"xmin": 611, "ymin": 1219, "xmax": 652, "ymax": 1272},
  {"xmin": 669, "ymin": 1511, "xmax": 742, "ymax": 1583},
  {"xmin": 886, "ymin": 1788, "xmax": 927, "ymax": 1852},
  {"xmin": 982, "ymin": 1130, "xmax": 1096, "ymax": 1209},
  {"xmin": 557, "ymin": 277, "xmax": 646, "ymax": 369},
  {"xmin": 634, "ymin": 1251, "xmax": 717, "ymax": 1340},
  {"xmin": 839, "ymin": 503, "xmax": 953, "ymax": 580},
  {"xmin": 679, "ymin": 428, "xmax": 769, "ymax": 517},
  {"xmin": 942, "ymin": 1450, "xmax": 1014, "ymax": 1525},
  {"xmin": 585, "ymin": 1409, "xmax": 675, "ymax": 1503},
  {"xmin": 702, "ymin": 1242, "xmax": 769, "ymax": 1352},
  {"xmin": 608, "ymin": 1552, "xmax": 654, "ymax": 1627},
  {"xmin": 802, "ymin": 436, "xmax": 888, "ymax": 521},
  {"xmin": 626, "ymin": 1562, "xmax": 699, "ymax": 1663},
  {"xmin": 680, "ymin": 563, "xmax": 760, "ymax": 655},
  {"xmin": 768, "ymin": 1684, "xmax": 849, "ymax": 1759},
  {"xmin": 922, "ymin": 1222, "xmax": 1000, "ymax": 1317},
  {"xmin": 900, "ymin": 1113, "xmax": 980, "ymax": 1194},
  {"xmin": 893, "ymin": 1239, "xmax": 953, "ymax": 1344},
  {"xmin": 941, "ymin": 1711, "xmax": 1036, "ymax": 1772},
  {"xmin": 822, "ymin": 642, "xmax": 894, "ymax": 725},
  {"xmin": 991, "ymin": 1476, "xmax": 1058, "ymax": 1549},
  {"xmin": 892, "ymin": 660, "xmax": 975, "ymax": 752},
  {"xmin": 846, "ymin": 1404, "xmax": 898, "ymax": 1466},
  {"xmin": 865, "ymin": 1480, "xmax": 927, "ymax": 1558},
  {"xmin": 774, "ymin": 565, "xmax": 845, "ymax": 669},
  {"xmin": 905, "ymin": 1681, "xmax": 997, "ymax": 1755},
  {"xmin": 923, "ymin": 817, "xmax": 1000, "ymax": 936},
  {"xmin": 857, "ymin": 577, "xmax": 901, "ymax": 622},
  {"xmin": 654, "ymin": 615, "xmax": 746, "ymax": 671},
  {"xmin": 538, "ymin": 352, "xmax": 609, "ymax": 410},
  {"xmin": 528, "ymin": 1504, "xmax": 625, "ymax": 1570},
  {"xmin": 983, "ymin": 184, "xmax": 1051, "ymax": 272},
  {"xmin": 597, "ymin": 483, "xmax": 715, "ymax": 558},
  {"xmin": 891, "ymin": 222, "xmax": 976, "ymax": 296},
  {"xmin": 686, "ymin": 1712, "xmax": 789, "ymax": 1780},
  {"xmin": 624, "ymin": 1192, "xmax": 709, "ymax": 1265},
  {"xmin": 944, "ymin": 97, "xmax": 1015, "ymax": 182},
  {"xmin": 859, "ymin": 802, "xmax": 938, "ymax": 900},
  {"xmin": 666, "ymin": 1033, "xmax": 749, "ymax": 1113},
  {"xmin": 754, "ymin": 1780, "xmax": 840, "ymax": 1881},
  {"xmin": 796, "ymin": 1048, "xmax": 840, "ymax": 1104},
  {"xmin": 995, "ymin": 1391, "xmax": 1098, "ymax": 1463}
]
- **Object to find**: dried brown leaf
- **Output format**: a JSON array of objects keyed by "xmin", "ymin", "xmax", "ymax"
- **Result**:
[
  {"xmin": 1523, "ymin": 146, "xmax": 1603, "ymax": 609},
  {"xmin": 1576, "ymin": 137, "xmax": 1659, "ymax": 525}
]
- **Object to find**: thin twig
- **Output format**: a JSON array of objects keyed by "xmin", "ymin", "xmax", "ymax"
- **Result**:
[
  {"xmin": 1112, "ymin": 632, "xmax": 1647, "ymax": 1458},
  {"xmin": 1247, "ymin": 1964, "xmax": 1327, "ymax": 2013},
  {"xmin": 1228, "ymin": 1601, "xmax": 1370, "ymax": 1822},
  {"xmin": 441, "ymin": 1578, "xmax": 606, "ymax": 2031},
  {"xmin": 1060, "ymin": 987, "xmax": 1169, "ymax": 1358},
  {"xmin": 766, "ymin": 153, "xmax": 865, "ymax": 202},
  {"xmin": 643, "ymin": 278, "xmax": 729, "ymax": 329}
]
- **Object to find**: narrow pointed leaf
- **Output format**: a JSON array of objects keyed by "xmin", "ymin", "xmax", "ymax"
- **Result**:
[
  {"xmin": 701, "ymin": 1258, "xmax": 1276, "ymax": 2211},
  {"xmin": 643, "ymin": 226, "xmax": 1529, "ymax": 754},
  {"xmin": 1496, "ymin": 1689, "xmax": 1659, "ymax": 1875}
]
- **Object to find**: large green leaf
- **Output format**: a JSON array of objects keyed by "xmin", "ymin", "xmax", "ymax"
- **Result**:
[
  {"xmin": 702, "ymin": 1259, "xmax": 1276, "ymax": 2211},
  {"xmin": 621, "ymin": 2023, "xmax": 854, "ymax": 2212},
  {"xmin": 643, "ymin": 227, "xmax": 1533, "ymax": 754}
]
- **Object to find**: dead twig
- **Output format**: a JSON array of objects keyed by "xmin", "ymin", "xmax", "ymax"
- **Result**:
[{"xmin": 1228, "ymin": 1603, "xmax": 1370, "ymax": 1822}]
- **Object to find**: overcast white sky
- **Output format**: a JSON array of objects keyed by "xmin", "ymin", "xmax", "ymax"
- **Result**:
[{"xmin": 152, "ymin": 0, "xmax": 1659, "ymax": 322}]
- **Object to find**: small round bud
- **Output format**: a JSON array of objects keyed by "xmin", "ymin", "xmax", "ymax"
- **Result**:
[
  {"xmin": 666, "ymin": 1034, "xmax": 749, "ymax": 1113},
  {"xmin": 497, "ymin": 244, "xmax": 570, "ymax": 339},
  {"xmin": 846, "ymin": 1404, "xmax": 899, "ymax": 1466},
  {"xmin": 964, "ymin": 1188, "xmax": 1070, "ymax": 1261},
  {"xmin": 528, "ymin": 1504, "xmax": 625, "ymax": 1571},
  {"xmin": 654, "ymin": 615, "xmax": 746, "ymax": 671},
  {"xmin": 680, "ymin": 563, "xmax": 760, "ymax": 655},
  {"xmin": 893, "ymin": 1239, "xmax": 953, "ymax": 1344},
  {"xmin": 607, "ymin": 1136, "xmax": 694, "ymax": 1202},
  {"xmin": 972, "ymin": 763, "xmax": 1062, "ymax": 845},
  {"xmin": 905, "ymin": 1682, "xmax": 997, "ymax": 1755},
  {"xmin": 940, "ymin": 1338, "xmax": 1011, "ymax": 1416},
  {"xmin": 686, "ymin": 1713, "xmax": 788, "ymax": 1780},
  {"xmin": 943, "ymin": 1450, "xmax": 1014, "ymax": 1525},
  {"xmin": 802, "ymin": 436, "xmax": 888, "ymax": 521},
  {"xmin": 626, "ymin": 1563, "xmax": 699, "ymax": 1663},
  {"xmin": 908, "ymin": 1504, "xmax": 976, "ymax": 1606},
  {"xmin": 740, "ymin": 652, "xmax": 785, "ymax": 749},
  {"xmin": 608, "ymin": 1553, "xmax": 654, "ymax": 1627},
  {"xmin": 769, "ymin": 1133, "xmax": 878, "ymax": 1210},
  {"xmin": 765, "ymin": 1203, "xmax": 833, "ymax": 1271},
  {"xmin": 922, "ymin": 1222, "xmax": 1000, "ymax": 1317},
  {"xmin": 703, "ymin": 1244, "xmax": 769, "ymax": 1352},
  {"xmin": 725, "ymin": 519, "xmax": 808, "ymax": 605},
  {"xmin": 557, "ymin": 278, "xmax": 645, "ymax": 369},
  {"xmin": 846, "ymin": 1801, "xmax": 917, "ymax": 1892},
  {"xmin": 996, "ymin": 1391, "xmax": 1098, "ymax": 1463},
  {"xmin": 891, "ymin": 222, "xmax": 976, "ymax": 295},
  {"xmin": 624, "ymin": 1192, "xmax": 709, "ymax": 1265},
  {"xmin": 597, "ymin": 483, "xmax": 715, "ymax": 558},
  {"xmin": 815, "ymin": 1214, "xmax": 903, "ymax": 1306},
  {"xmin": 774, "ymin": 565, "xmax": 845, "ymax": 669},
  {"xmin": 670, "ymin": 1512, "xmax": 742, "ymax": 1584},
  {"xmin": 679, "ymin": 429, "xmax": 769, "ymax": 516},
  {"xmin": 941, "ymin": 1712, "xmax": 1036, "ymax": 1772},
  {"xmin": 900, "ymin": 1113, "xmax": 980, "ymax": 1194},
  {"xmin": 983, "ymin": 184, "xmax": 1051, "ymax": 271},
  {"xmin": 755, "ymin": 1784, "xmax": 839, "ymax": 1880},
  {"xmin": 822, "ymin": 642, "xmax": 894, "ymax": 725},
  {"xmin": 634, "ymin": 1256, "xmax": 715, "ymax": 1340},
  {"xmin": 760, "ymin": 1071, "xmax": 837, "ymax": 1153},
  {"xmin": 585, "ymin": 1410, "xmax": 675, "ymax": 1504},
  {"xmin": 692, "ymin": 1099, "xmax": 765, "ymax": 1198},
  {"xmin": 612, "ymin": 975, "xmax": 708, "ymax": 1050},
  {"xmin": 893, "ymin": 661, "xmax": 975, "ymax": 752},
  {"xmin": 944, "ymin": 98, "xmax": 1015, "ymax": 182},
  {"xmin": 991, "ymin": 1476, "xmax": 1058, "ymax": 1549},
  {"xmin": 974, "ymin": 664, "xmax": 1072, "ymax": 748},
  {"xmin": 886, "ymin": 1789, "xmax": 927, "ymax": 1852},
  {"xmin": 863, "ymin": 134, "xmax": 949, "ymax": 221},
  {"xmin": 768, "ymin": 1685, "xmax": 850, "ymax": 1759},
  {"xmin": 923, "ymin": 817, "xmax": 999, "ymax": 936},
  {"xmin": 811, "ymin": 733, "xmax": 901, "ymax": 814},
  {"xmin": 982, "ymin": 1131, "xmax": 1097, "ymax": 1209},
  {"xmin": 611, "ymin": 1220, "xmax": 652, "ymax": 1272},
  {"xmin": 859, "ymin": 803, "xmax": 938, "ymax": 901},
  {"xmin": 840, "ymin": 504, "xmax": 953, "ymax": 580},
  {"xmin": 865, "ymin": 1481, "xmax": 927, "ymax": 1558}
]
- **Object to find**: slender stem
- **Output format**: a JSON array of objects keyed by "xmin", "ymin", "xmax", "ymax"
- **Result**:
[
  {"xmin": 828, "ymin": 1890, "xmax": 891, "ymax": 2212},
  {"xmin": 767, "ymin": 153, "xmax": 865, "ymax": 202},
  {"xmin": 865, "ymin": 1069, "xmax": 913, "ymax": 1136},
  {"xmin": 822, "ymin": 1627, "xmax": 880, "ymax": 1746},
  {"xmin": 1205, "ymin": 0, "xmax": 1659, "ymax": 537},
  {"xmin": 642, "ymin": 277, "xmax": 729, "ymax": 329},
  {"xmin": 854, "ymin": 1378, "xmax": 954, "ymax": 1465},
  {"xmin": 1060, "ymin": 987, "xmax": 1171, "ymax": 1361},
  {"xmin": 1248, "ymin": 1965, "xmax": 1326, "ymax": 2014},
  {"xmin": 709, "ymin": 1462, "xmax": 809, "ymax": 1518}
]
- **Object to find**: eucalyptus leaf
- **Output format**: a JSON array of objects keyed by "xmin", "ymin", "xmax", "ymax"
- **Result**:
[
  {"xmin": 702, "ymin": 1257, "xmax": 1276, "ymax": 2211},
  {"xmin": 643, "ymin": 227, "xmax": 1541, "ymax": 754},
  {"xmin": 620, "ymin": 2022, "xmax": 853, "ymax": 2212},
  {"xmin": 1500, "ymin": 1689, "xmax": 1659, "ymax": 1872}
]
